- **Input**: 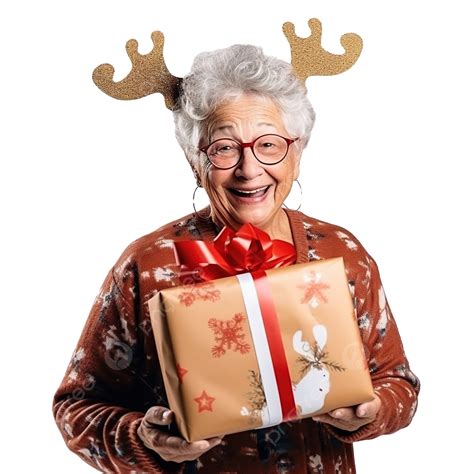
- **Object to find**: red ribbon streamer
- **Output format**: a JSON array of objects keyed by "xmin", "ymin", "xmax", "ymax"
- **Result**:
[
  {"xmin": 174, "ymin": 223, "xmax": 296, "ymax": 282},
  {"xmin": 252, "ymin": 270, "xmax": 297, "ymax": 422}
]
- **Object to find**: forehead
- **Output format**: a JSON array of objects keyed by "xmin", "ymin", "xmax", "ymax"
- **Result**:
[{"xmin": 207, "ymin": 94, "xmax": 286, "ymax": 135}]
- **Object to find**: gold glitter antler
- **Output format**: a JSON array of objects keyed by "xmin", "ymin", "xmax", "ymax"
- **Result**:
[
  {"xmin": 283, "ymin": 18, "xmax": 363, "ymax": 81},
  {"xmin": 92, "ymin": 31, "xmax": 181, "ymax": 110}
]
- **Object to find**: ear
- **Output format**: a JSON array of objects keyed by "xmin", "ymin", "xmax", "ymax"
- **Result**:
[
  {"xmin": 191, "ymin": 164, "xmax": 202, "ymax": 187},
  {"xmin": 313, "ymin": 325, "xmax": 327, "ymax": 349},
  {"xmin": 292, "ymin": 149, "xmax": 302, "ymax": 181}
]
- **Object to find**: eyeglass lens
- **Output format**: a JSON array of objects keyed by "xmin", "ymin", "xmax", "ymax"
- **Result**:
[{"xmin": 206, "ymin": 135, "xmax": 289, "ymax": 168}]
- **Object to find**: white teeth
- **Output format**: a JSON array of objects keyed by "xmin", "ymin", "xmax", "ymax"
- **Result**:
[{"xmin": 234, "ymin": 186, "xmax": 268, "ymax": 195}]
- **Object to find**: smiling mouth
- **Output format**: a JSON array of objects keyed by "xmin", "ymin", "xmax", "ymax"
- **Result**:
[{"xmin": 229, "ymin": 185, "xmax": 271, "ymax": 199}]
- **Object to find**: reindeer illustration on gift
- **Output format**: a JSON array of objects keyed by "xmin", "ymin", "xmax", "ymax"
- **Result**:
[
  {"xmin": 241, "ymin": 323, "xmax": 344, "ymax": 425},
  {"xmin": 292, "ymin": 324, "xmax": 331, "ymax": 415}
]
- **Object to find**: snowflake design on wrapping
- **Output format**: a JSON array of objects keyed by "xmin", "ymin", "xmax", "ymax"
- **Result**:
[
  {"xmin": 298, "ymin": 271, "xmax": 330, "ymax": 308},
  {"xmin": 208, "ymin": 312, "xmax": 250, "ymax": 358},
  {"xmin": 178, "ymin": 282, "xmax": 220, "ymax": 306}
]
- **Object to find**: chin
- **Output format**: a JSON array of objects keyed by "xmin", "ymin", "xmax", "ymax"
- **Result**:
[{"xmin": 232, "ymin": 207, "xmax": 277, "ymax": 228}]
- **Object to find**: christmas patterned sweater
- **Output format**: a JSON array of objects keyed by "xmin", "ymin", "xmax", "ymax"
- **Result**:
[{"xmin": 53, "ymin": 209, "xmax": 420, "ymax": 473}]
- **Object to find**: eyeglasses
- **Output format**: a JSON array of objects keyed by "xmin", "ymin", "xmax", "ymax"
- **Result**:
[{"xmin": 199, "ymin": 134, "xmax": 299, "ymax": 170}]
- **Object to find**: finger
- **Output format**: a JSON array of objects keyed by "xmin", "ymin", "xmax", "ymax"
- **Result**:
[
  {"xmin": 356, "ymin": 397, "xmax": 380, "ymax": 419},
  {"xmin": 163, "ymin": 436, "xmax": 202, "ymax": 451},
  {"xmin": 144, "ymin": 406, "xmax": 174, "ymax": 427},
  {"xmin": 160, "ymin": 434, "xmax": 190, "ymax": 451},
  {"xmin": 328, "ymin": 407, "xmax": 356, "ymax": 421},
  {"xmin": 313, "ymin": 412, "xmax": 347, "ymax": 424},
  {"xmin": 312, "ymin": 413, "xmax": 359, "ymax": 431},
  {"xmin": 161, "ymin": 435, "xmax": 221, "ymax": 453},
  {"xmin": 161, "ymin": 437, "xmax": 222, "ymax": 463},
  {"xmin": 312, "ymin": 414, "xmax": 331, "ymax": 423},
  {"xmin": 182, "ymin": 437, "xmax": 222, "ymax": 453},
  {"xmin": 313, "ymin": 415, "xmax": 354, "ymax": 431}
]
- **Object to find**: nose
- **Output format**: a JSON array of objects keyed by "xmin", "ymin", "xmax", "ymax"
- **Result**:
[{"xmin": 234, "ymin": 146, "xmax": 264, "ymax": 180}]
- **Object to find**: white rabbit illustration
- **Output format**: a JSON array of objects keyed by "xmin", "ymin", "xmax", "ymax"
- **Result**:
[{"xmin": 292, "ymin": 324, "xmax": 330, "ymax": 415}]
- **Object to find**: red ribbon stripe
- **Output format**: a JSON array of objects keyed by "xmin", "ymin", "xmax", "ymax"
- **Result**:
[{"xmin": 251, "ymin": 270, "xmax": 297, "ymax": 422}]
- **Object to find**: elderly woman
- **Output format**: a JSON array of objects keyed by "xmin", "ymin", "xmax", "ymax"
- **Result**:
[{"xmin": 53, "ymin": 44, "xmax": 419, "ymax": 473}]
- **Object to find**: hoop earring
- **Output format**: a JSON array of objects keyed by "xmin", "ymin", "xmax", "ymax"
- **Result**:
[
  {"xmin": 283, "ymin": 179, "xmax": 303, "ymax": 211},
  {"xmin": 192, "ymin": 185, "xmax": 212, "ymax": 219}
]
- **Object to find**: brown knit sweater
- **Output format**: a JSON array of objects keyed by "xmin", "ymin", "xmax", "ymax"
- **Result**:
[{"xmin": 53, "ymin": 209, "xmax": 420, "ymax": 473}]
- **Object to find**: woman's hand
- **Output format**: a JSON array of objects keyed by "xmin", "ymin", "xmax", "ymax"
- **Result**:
[
  {"xmin": 137, "ymin": 406, "xmax": 222, "ymax": 463},
  {"xmin": 312, "ymin": 394, "xmax": 381, "ymax": 432}
]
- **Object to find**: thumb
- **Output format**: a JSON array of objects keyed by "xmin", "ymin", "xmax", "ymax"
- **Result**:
[{"xmin": 144, "ymin": 406, "xmax": 174, "ymax": 426}]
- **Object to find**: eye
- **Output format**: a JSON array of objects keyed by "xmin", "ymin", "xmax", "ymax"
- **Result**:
[
  {"xmin": 216, "ymin": 145, "xmax": 234, "ymax": 153},
  {"xmin": 208, "ymin": 140, "xmax": 239, "ymax": 157},
  {"xmin": 255, "ymin": 136, "xmax": 285, "ymax": 155}
]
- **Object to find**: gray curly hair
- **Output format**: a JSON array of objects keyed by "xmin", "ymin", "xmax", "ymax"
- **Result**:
[{"xmin": 173, "ymin": 44, "xmax": 315, "ymax": 169}]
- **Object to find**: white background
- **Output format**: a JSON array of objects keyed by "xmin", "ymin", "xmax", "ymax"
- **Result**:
[{"xmin": 1, "ymin": 0, "xmax": 473, "ymax": 472}]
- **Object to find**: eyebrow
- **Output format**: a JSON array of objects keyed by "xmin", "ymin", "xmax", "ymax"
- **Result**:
[
  {"xmin": 214, "ymin": 125, "xmax": 233, "ymax": 132},
  {"xmin": 214, "ymin": 122, "xmax": 277, "ymax": 132}
]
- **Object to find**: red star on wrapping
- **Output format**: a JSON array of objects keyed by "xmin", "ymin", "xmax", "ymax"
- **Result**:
[
  {"xmin": 176, "ymin": 364, "xmax": 188, "ymax": 384},
  {"xmin": 193, "ymin": 390, "xmax": 216, "ymax": 413}
]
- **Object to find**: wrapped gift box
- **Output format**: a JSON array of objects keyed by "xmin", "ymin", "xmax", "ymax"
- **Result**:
[{"xmin": 148, "ymin": 257, "xmax": 374, "ymax": 442}]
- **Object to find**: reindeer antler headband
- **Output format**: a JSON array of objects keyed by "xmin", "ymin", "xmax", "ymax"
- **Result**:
[{"xmin": 92, "ymin": 18, "xmax": 363, "ymax": 110}]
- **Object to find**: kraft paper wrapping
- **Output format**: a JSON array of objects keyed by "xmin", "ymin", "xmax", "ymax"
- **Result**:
[{"xmin": 148, "ymin": 257, "xmax": 374, "ymax": 442}]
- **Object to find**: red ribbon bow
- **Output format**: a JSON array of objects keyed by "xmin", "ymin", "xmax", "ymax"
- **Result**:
[{"xmin": 174, "ymin": 223, "xmax": 296, "ymax": 282}]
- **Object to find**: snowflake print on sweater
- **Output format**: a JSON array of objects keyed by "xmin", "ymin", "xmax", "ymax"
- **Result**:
[
  {"xmin": 309, "ymin": 453, "xmax": 324, "ymax": 473},
  {"xmin": 178, "ymin": 282, "xmax": 220, "ymax": 306}
]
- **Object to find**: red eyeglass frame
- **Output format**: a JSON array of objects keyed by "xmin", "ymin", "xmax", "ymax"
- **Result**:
[{"xmin": 199, "ymin": 134, "xmax": 299, "ymax": 170}]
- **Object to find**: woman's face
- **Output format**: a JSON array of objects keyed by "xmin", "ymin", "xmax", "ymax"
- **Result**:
[{"xmin": 199, "ymin": 94, "xmax": 302, "ymax": 233}]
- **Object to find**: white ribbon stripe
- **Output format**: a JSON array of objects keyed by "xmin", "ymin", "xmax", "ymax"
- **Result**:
[{"xmin": 236, "ymin": 273, "xmax": 283, "ymax": 427}]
